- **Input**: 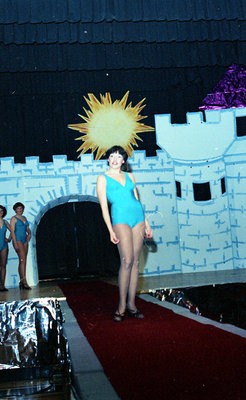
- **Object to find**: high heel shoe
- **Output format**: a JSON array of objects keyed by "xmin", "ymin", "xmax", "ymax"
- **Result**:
[
  {"xmin": 113, "ymin": 310, "xmax": 125, "ymax": 322},
  {"xmin": 126, "ymin": 308, "xmax": 144, "ymax": 319},
  {"xmin": 19, "ymin": 280, "xmax": 32, "ymax": 290}
]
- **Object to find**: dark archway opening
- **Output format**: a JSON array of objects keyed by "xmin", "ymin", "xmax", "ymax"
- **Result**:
[{"xmin": 36, "ymin": 201, "xmax": 120, "ymax": 280}]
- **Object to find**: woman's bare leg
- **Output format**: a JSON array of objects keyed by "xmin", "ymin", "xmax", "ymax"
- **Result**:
[
  {"xmin": 113, "ymin": 224, "xmax": 134, "ymax": 315},
  {"xmin": 0, "ymin": 248, "xmax": 8, "ymax": 287},
  {"xmin": 16, "ymin": 241, "xmax": 28, "ymax": 283},
  {"xmin": 127, "ymin": 221, "xmax": 145, "ymax": 311}
]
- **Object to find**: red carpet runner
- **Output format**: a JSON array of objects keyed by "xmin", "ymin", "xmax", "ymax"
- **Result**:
[{"xmin": 60, "ymin": 281, "xmax": 246, "ymax": 400}]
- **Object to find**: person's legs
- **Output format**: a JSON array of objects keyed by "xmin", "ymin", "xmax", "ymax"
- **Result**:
[
  {"xmin": 23, "ymin": 242, "xmax": 29, "ymax": 280},
  {"xmin": 127, "ymin": 221, "xmax": 145, "ymax": 312},
  {"xmin": 17, "ymin": 242, "xmax": 26, "ymax": 281},
  {"xmin": 17, "ymin": 241, "xmax": 30, "ymax": 288},
  {"xmin": 0, "ymin": 247, "xmax": 8, "ymax": 288},
  {"xmin": 113, "ymin": 224, "xmax": 134, "ymax": 316}
]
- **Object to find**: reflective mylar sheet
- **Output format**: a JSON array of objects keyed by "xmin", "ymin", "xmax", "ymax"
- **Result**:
[
  {"xmin": 149, "ymin": 288, "xmax": 201, "ymax": 315},
  {"xmin": 0, "ymin": 298, "xmax": 67, "ymax": 369}
]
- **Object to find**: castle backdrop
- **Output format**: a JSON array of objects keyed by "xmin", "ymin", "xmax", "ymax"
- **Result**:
[{"xmin": 1, "ymin": 107, "xmax": 246, "ymax": 287}]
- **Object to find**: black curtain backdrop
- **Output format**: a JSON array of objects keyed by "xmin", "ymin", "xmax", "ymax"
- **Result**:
[
  {"xmin": 2, "ymin": 0, "xmax": 246, "ymax": 278},
  {"xmin": 1, "ymin": 0, "xmax": 246, "ymax": 162},
  {"xmin": 1, "ymin": 67, "xmax": 230, "ymax": 161},
  {"xmin": 36, "ymin": 202, "xmax": 120, "ymax": 279}
]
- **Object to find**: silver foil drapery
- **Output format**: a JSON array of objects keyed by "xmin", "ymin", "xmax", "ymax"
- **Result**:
[
  {"xmin": 149, "ymin": 288, "xmax": 201, "ymax": 315},
  {"xmin": 0, "ymin": 298, "xmax": 68, "ymax": 369}
]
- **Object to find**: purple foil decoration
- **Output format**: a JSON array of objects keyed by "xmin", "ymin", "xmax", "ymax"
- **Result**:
[{"xmin": 199, "ymin": 63, "xmax": 246, "ymax": 110}]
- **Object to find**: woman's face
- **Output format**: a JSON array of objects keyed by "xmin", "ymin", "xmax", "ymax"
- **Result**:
[
  {"xmin": 15, "ymin": 206, "xmax": 24, "ymax": 215},
  {"xmin": 0, "ymin": 208, "xmax": 4, "ymax": 217},
  {"xmin": 108, "ymin": 152, "xmax": 124, "ymax": 169}
]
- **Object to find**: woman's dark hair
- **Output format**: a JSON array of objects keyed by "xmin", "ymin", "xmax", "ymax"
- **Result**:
[
  {"xmin": 0, "ymin": 205, "xmax": 7, "ymax": 217},
  {"xmin": 105, "ymin": 145, "xmax": 128, "ymax": 162},
  {"xmin": 13, "ymin": 202, "xmax": 25, "ymax": 211}
]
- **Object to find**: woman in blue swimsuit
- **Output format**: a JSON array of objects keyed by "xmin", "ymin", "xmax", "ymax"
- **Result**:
[
  {"xmin": 0, "ymin": 205, "xmax": 11, "ymax": 291},
  {"xmin": 97, "ymin": 146, "xmax": 153, "ymax": 322},
  {"xmin": 10, "ymin": 202, "xmax": 31, "ymax": 290}
]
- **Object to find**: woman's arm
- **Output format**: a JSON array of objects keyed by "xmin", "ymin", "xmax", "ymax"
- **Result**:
[
  {"xmin": 128, "ymin": 172, "xmax": 153, "ymax": 239},
  {"xmin": 26, "ymin": 224, "xmax": 31, "ymax": 242},
  {"xmin": 96, "ymin": 175, "xmax": 119, "ymax": 244},
  {"xmin": 10, "ymin": 217, "xmax": 18, "ymax": 250}
]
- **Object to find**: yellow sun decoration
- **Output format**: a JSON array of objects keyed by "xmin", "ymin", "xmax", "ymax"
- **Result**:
[{"xmin": 68, "ymin": 91, "xmax": 155, "ymax": 160}]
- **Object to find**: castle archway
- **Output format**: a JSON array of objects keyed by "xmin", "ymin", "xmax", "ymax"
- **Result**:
[{"xmin": 33, "ymin": 195, "xmax": 120, "ymax": 281}]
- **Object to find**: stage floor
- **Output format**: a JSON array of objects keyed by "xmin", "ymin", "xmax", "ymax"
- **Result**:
[
  {"xmin": 106, "ymin": 268, "xmax": 246, "ymax": 291},
  {"xmin": 1, "ymin": 268, "xmax": 246, "ymax": 304}
]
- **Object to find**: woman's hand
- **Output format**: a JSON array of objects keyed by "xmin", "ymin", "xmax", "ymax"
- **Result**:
[
  {"xmin": 27, "ymin": 234, "xmax": 31, "ymax": 242},
  {"xmin": 110, "ymin": 230, "xmax": 120, "ymax": 244},
  {"xmin": 144, "ymin": 225, "xmax": 153, "ymax": 239}
]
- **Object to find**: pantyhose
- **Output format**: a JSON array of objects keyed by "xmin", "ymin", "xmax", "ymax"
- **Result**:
[
  {"xmin": 113, "ymin": 221, "xmax": 145, "ymax": 314},
  {"xmin": 0, "ymin": 248, "xmax": 8, "ymax": 287},
  {"xmin": 16, "ymin": 241, "xmax": 28, "ymax": 283}
]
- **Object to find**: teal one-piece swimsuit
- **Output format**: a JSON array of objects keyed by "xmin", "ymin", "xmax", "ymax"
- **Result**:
[
  {"xmin": 105, "ymin": 172, "xmax": 145, "ymax": 228},
  {"xmin": 0, "ymin": 220, "xmax": 8, "ymax": 251},
  {"xmin": 15, "ymin": 217, "xmax": 29, "ymax": 244}
]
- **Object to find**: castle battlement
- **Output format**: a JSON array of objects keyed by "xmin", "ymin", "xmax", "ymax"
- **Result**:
[
  {"xmin": 0, "ymin": 150, "xmax": 171, "ymax": 178},
  {"xmin": 155, "ymin": 108, "xmax": 246, "ymax": 162}
]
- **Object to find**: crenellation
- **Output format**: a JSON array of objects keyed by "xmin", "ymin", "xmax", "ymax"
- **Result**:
[
  {"xmin": 0, "ymin": 157, "xmax": 15, "ymax": 171},
  {"xmin": 204, "ymin": 109, "xmax": 222, "ymax": 123},
  {"xmin": 52, "ymin": 154, "xmax": 68, "ymax": 167},
  {"xmin": 186, "ymin": 111, "xmax": 204, "ymax": 124},
  {"xmin": 25, "ymin": 156, "xmax": 40, "ymax": 164},
  {"xmin": 24, "ymin": 157, "xmax": 40, "ymax": 173}
]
